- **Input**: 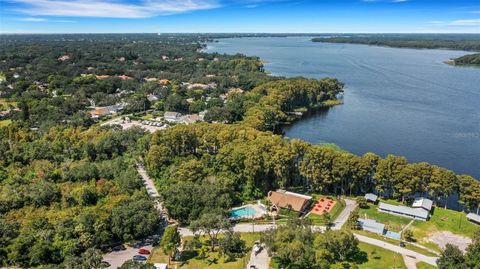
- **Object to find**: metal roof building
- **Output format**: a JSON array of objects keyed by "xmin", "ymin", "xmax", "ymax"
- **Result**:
[
  {"xmin": 378, "ymin": 202, "xmax": 429, "ymax": 221},
  {"xmin": 412, "ymin": 197, "xmax": 433, "ymax": 211},
  {"xmin": 358, "ymin": 218, "xmax": 385, "ymax": 235},
  {"xmin": 467, "ymin": 213, "xmax": 480, "ymax": 224},
  {"xmin": 365, "ymin": 193, "xmax": 378, "ymax": 203}
]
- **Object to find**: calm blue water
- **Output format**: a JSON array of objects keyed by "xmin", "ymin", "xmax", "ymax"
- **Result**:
[
  {"xmin": 230, "ymin": 206, "xmax": 256, "ymax": 218},
  {"xmin": 207, "ymin": 37, "xmax": 480, "ymax": 178}
]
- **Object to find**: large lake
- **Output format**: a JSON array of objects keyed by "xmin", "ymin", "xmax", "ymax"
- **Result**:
[{"xmin": 206, "ymin": 37, "xmax": 480, "ymax": 178}]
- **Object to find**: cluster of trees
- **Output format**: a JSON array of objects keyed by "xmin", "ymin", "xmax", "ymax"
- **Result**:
[
  {"xmin": 453, "ymin": 53, "xmax": 480, "ymax": 66},
  {"xmin": 312, "ymin": 34, "xmax": 480, "ymax": 51},
  {"xmin": 437, "ymin": 230, "xmax": 480, "ymax": 269},
  {"xmin": 262, "ymin": 219, "xmax": 365, "ymax": 268},
  {"xmin": 145, "ymin": 123, "xmax": 480, "ymax": 225},
  {"xmin": 0, "ymin": 125, "xmax": 160, "ymax": 267}
]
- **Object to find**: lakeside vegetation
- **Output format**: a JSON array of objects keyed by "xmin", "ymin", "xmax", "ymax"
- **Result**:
[
  {"xmin": 312, "ymin": 34, "xmax": 480, "ymax": 51},
  {"xmin": 450, "ymin": 53, "xmax": 480, "ymax": 66},
  {"xmin": 1, "ymin": 33, "xmax": 480, "ymax": 268}
]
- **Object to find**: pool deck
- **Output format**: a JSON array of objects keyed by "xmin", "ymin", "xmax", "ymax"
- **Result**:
[{"xmin": 230, "ymin": 203, "xmax": 267, "ymax": 220}]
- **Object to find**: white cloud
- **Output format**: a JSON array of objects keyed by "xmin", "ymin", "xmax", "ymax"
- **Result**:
[
  {"xmin": 450, "ymin": 18, "xmax": 480, "ymax": 26},
  {"xmin": 18, "ymin": 17, "xmax": 48, "ymax": 21},
  {"xmin": 11, "ymin": 0, "xmax": 220, "ymax": 19}
]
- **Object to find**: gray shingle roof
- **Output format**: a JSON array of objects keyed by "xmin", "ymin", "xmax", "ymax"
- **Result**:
[
  {"xmin": 358, "ymin": 218, "xmax": 385, "ymax": 233},
  {"xmin": 365, "ymin": 193, "xmax": 378, "ymax": 202},
  {"xmin": 467, "ymin": 213, "xmax": 480, "ymax": 223}
]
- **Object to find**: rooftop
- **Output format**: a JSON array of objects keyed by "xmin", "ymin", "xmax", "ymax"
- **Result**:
[
  {"xmin": 267, "ymin": 190, "xmax": 312, "ymax": 212},
  {"xmin": 412, "ymin": 197, "xmax": 433, "ymax": 211},
  {"xmin": 379, "ymin": 202, "xmax": 429, "ymax": 219}
]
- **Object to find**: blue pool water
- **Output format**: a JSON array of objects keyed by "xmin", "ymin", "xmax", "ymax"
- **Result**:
[
  {"xmin": 385, "ymin": 231, "xmax": 402, "ymax": 240},
  {"xmin": 230, "ymin": 206, "xmax": 257, "ymax": 218}
]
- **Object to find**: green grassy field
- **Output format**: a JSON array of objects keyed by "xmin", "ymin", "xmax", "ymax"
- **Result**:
[
  {"xmin": 269, "ymin": 242, "xmax": 407, "ymax": 269},
  {"xmin": 417, "ymin": 261, "xmax": 437, "ymax": 269},
  {"xmin": 149, "ymin": 233, "xmax": 261, "ymax": 269},
  {"xmin": 358, "ymin": 242, "xmax": 407, "ymax": 269}
]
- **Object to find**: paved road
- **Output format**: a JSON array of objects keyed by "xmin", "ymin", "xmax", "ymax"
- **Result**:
[
  {"xmin": 332, "ymin": 198, "xmax": 357, "ymax": 229},
  {"xmin": 403, "ymin": 255, "xmax": 418, "ymax": 269},
  {"xmin": 354, "ymin": 234, "xmax": 438, "ymax": 267},
  {"xmin": 103, "ymin": 164, "xmax": 164, "ymax": 268}
]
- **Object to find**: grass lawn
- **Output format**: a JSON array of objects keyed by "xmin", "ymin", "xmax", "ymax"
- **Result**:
[
  {"xmin": 0, "ymin": 119, "xmax": 12, "ymax": 127},
  {"xmin": 269, "ymin": 242, "xmax": 407, "ymax": 269},
  {"xmin": 417, "ymin": 261, "xmax": 437, "ymax": 269},
  {"xmin": 149, "ymin": 233, "xmax": 261, "ymax": 269},
  {"xmin": 357, "ymin": 242, "xmax": 407, "ymax": 269},
  {"xmin": 411, "ymin": 207, "xmax": 478, "ymax": 240}
]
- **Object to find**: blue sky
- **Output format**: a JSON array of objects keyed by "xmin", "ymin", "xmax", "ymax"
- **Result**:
[{"xmin": 0, "ymin": 0, "xmax": 479, "ymax": 33}]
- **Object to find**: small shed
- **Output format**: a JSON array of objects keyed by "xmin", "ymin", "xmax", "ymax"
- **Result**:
[
  {"xmin": 467, "ymin": 213, "xmax": 480, "ymax": 225},
  {"xmin": 364, "ymin": 193, "xmax": 378, "ymax": 203},
  {"xmin": 154, "ymin": 263, "xmax": 168, "ymax": 269}
]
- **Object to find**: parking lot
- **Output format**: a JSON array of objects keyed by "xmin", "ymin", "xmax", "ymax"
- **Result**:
[{"xmin": 103, "ymin": 244, "xmax": 154, "ymax": 268}]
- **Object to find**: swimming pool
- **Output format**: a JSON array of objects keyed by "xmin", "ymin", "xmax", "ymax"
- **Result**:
[{"xmin": 230, "ymin": 206, "xmax": 257, "ymax": 219}]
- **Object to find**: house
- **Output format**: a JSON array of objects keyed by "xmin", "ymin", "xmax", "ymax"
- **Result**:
[
  {"xmin": 144, "ymin": 77, "xmax": 158, "ymax": 82},
  {"xmin": 378, "ymin": 202, "xmax": 429, "ymax": 221},
  {"xmin": 358, "ymin": 218, "xmax": 385, "ymax": 235},
  {"xmin": 117, "ymin": 75, "xmax": 132, "ymax": 80},
  {"xmin": 89, "ymin": 104, "xmax": 124, "ymax": 119},
  {"xmin": 159, "ymin": 79, "xmax": 171, "ymax": 85},
  {"xmin": 180, "ymin": 114, "xmax": 201, "ymax": 125},
  {"xmin": 95, "ymin": 75, "xmax": 111, "ymax": 79},
  {"xmin": 412, "ymin": 197, "xmax": 433, "ymax": 212},
  {"xmin": 58, "ymin": 55, "xmax": 70, "ymax": 61},
  {"xmin": 466, "ymin": 213, "xmax": 480, "ymax": 225},
  {"xmin": 227, "ymin": 88, "xmax": 244, "ymax": 97},
  {"xmin": 267, "ymin": 190, "xmax": 312, "ymax": 213},
  {"xmin": 147, "ymin": 94, "xmax": 159, "ymax": 102},
  {"xmin": 364, "ymin": 193, "xmax": 378, "ymax": 203},
  {"xmin": 164, "ymin": 112, "xmax": 182, "ymax": 122}
]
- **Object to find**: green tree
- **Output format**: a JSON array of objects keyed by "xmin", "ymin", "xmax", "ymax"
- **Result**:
[
  {"xmin": 160, "ymin": 226, "xmax": 181, "ymax": 265},
  {"xmin": 190, "ymin": 213, "xmax": 232, "ymax": 251},
  {"xmin": 218, "ymin": 231, "xmax": 247, "ymax": 262},
  {"xmin": 437, "ymin": 244, "xmax": 466, "ymax": 269}
]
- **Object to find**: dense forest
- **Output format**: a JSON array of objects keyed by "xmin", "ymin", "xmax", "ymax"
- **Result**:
[
  {"xmin": 145, "ymin": 123, "xmax": 480, "ymax": 225},
  {"xmin": 1, "ymin": 34, "xmax": 479, "ymax": 268},
  {"xmin": 452, "ymin": 53, "xmax": 480, "ymax": 66},
  {"xmin": 312, "ymin": 34, "xmax": 480, "ymax": 51}
]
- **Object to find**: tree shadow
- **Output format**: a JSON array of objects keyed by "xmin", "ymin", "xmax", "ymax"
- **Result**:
[{"xmin": 352, "ymin": 250, "xmax": 369, "ymax": 264}]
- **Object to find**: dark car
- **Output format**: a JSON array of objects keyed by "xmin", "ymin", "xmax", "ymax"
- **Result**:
[
  {"xmin": 133, "ymin": 255, "xmax": 147, "ymax": 262},
  {"xmin": 100, "ymin": 261, "xmax": 110, "ymax": 267},
  {"xmin": 112, "ymin": 245, "xmax": 126, "ymax": 252},
  {"xmin": 400, "ymin": 241, "xmax": 406, "ymax": 248}
]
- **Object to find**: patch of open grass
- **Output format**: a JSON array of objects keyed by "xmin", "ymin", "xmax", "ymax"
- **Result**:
[
  {"xmin": 358, "ymin": 203, "xmax": 413, "ymax": 232},
  {"xmin": 417, "ymin": 261, "xmax": 437, "ymax": 269},
  {"xmin": 357, "ymin": 242, "xmax": 407, "ymax": 269},
  {"xmin": 149, "ymin": 233, "xmax": 261, "ymax": 269}
]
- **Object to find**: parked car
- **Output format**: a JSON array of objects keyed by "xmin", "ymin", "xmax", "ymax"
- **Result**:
[
  {"xmin": 100, "ymin": 261, "xmax": 110, "ymax": 267},
  {"xmin": 112, "ymin": 245, "xmax": 126, "ymax": 252},
  {"xmin": 133, "ymin": 255, "xmax": 147, "ymax": 262},
  {"xmin": 139, "ymin": 248, "xmax": 151, "ymax": 255},
  {"xmin": 133, "ymin": 242, "xmax": 143, "ymax": 248},
  {"xmin": 253, "ymin": 242, "xmax": 262, "ymax": 255},
  {"xmin": 400, "ymin": 241, "xmax": 406, "ymax": 248}
]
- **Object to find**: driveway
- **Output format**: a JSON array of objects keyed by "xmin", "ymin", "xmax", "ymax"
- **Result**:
[
  {"xmin": 354, "ymin": 233, "xmax": 438, "ymax": 266},
  {"xmin": 332, "ymin": 198, "xmax": 357, "ymax": 230},
  {"xmin": 103, "ymin": 245, "xmax": 153, "ymax": 269},
  {"xmin": 246, "ymin": 245, "xmax": 270, "ymax": 269}
]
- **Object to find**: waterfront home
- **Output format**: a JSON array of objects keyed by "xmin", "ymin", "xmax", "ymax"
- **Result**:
[
  {"xmin": 412, "ymin": 197, "xmax": 433, "ymax": 212},
  {"xmin": 267, "ymin": 190, "xmax": 312, "ymax": 213},
  {"xmin": 164, "ymin": 112, "xmax": 182, "ymax": 122},
  {"xmin": 378, "ymin": 202, "xmax": 429, "ymax": 221}
]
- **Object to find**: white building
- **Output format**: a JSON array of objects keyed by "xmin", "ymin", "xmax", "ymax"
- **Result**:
[
  {"xmin": 412, "ymin": 197, "xmax": 433, "ymax": 212},
  {"xmin": 164, "ymin": 111, "xmax": 182, "ymax": 122},
  {"xmin": 378, "ymin": 202, "xmax": 430, "ymax": 221}
]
